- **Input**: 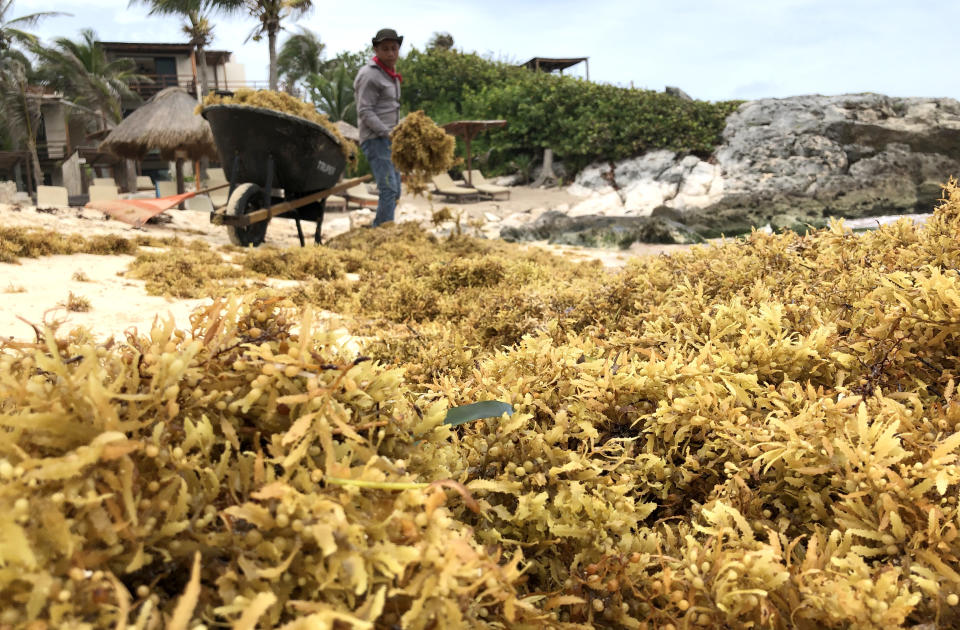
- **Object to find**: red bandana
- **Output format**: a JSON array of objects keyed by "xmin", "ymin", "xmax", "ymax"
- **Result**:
[{"xmin": 373, "ymin": 56, "xmax": 403, "ymax": 83}]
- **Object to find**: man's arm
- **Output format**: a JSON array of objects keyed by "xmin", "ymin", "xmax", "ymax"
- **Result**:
[{"xmin": 355, "ymin": 70, "xmax": 391, "ymax": 138}]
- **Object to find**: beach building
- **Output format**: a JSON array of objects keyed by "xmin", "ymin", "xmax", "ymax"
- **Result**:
[
  {"xmin": 99, "ymin": 42, "xmax": 251, "ymax": 103},
  {"xmin": 11, "ymin": 42, "xmax": 250, "ymax": 196}
]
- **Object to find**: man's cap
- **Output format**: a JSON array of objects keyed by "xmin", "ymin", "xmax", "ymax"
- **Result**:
[{"xmin": 372, "ymin": 28, "xmax": 403, "ymax": 46}]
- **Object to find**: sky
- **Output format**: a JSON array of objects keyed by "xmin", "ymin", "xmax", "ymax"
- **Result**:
[{"xmin": 24, "ymin": 0, "xmax": 960, "ymax": 102}]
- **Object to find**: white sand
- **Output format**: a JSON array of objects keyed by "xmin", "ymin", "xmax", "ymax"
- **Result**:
[
  {"xmin": 0, "ymin": 253, "xmax": 207, "ymax": 342},
  {"xmin": 0, "ymin": 188, "xmax": 689, "ymax": 342}
]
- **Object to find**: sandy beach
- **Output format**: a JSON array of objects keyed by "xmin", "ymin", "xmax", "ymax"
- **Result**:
[{"xmin": 0, "ymin": 187, "xmax": 694, "ymax": 342}]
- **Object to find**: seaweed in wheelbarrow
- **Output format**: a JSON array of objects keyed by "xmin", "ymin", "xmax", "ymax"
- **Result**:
[{"xmin": 202, "ymin": 101, "xmax": 357, "ymax": 247}]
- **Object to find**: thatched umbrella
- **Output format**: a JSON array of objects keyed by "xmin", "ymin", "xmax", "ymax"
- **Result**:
[
  {"xmin": 441, "ymin": 120, "xmax": 507, "ymax": 185},
  {"xmin": 336, "ymin": 120, "xmax": 360, "ymax": 143},
  {"xmin": 99, "ymin": 87, "xmax": 218, "ymax": 196}
]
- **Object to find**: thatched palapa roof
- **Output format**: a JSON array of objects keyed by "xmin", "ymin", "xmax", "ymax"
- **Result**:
[
  {"xmin": 100, "ymin": 87, "xmax": 218, "ymax": 161},
  {"xmin": 336, "ymin": 120, "xmax": 360, "ymax": 143}
]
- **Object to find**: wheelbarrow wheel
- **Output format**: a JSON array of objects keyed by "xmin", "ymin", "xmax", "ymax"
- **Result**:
[{"xmin": 226, "ymin": 182, "xmax": 270, "ymax": 247}]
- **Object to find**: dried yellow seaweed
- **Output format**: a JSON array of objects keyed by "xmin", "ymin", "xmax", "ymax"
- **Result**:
[
  {"xmin": 4, "ymin": 181, "xmax": 960, "ymax": 627},
  {"xmin": 199, "ymin": 88, "xmax": 356, "ymax": 161},
  {"xmin": 390, "ymin": 110, "xmax": 457, "ymax": 195}
]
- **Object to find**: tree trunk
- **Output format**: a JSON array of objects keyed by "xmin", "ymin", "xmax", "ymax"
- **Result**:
[
  {"xmin": 26, "ymin": 138, "xmax": 42, "ymax": 192},
  {"xmin": 125, "ymin": 158, "xmax": 137, "ymax": 194},
  {"xmin": 268, "ymin": 27, "xmax": 278, "ymax": 91},
  {"xmin": 532, "ymin": 148, "xmax": 558, "ymax": 188},
  {"xmin": 175, "ymin": 158, "xmax": 185, "ymax": 208},
  {"xmin": 197, "ymin": 45, "xmax": 210, "ymax": 97},
  {"xmin": 18, "ymin": 79, "xmax": 42, "ymax": 192}
]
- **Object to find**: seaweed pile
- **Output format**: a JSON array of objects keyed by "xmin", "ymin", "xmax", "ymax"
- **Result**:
[
  {"xmin": 390, "ymin": 111, "xmax": 457, "ymax": 195},
  {"xmin": 0, "ymin": 227, "xmax": 139, "ymax": 264},
  {"xmin": 4, "ymin": 182, "xmax": 960, "ymax": 628},
  {"xmin": 198, "ymin": 89, "xmax": 356, "ymax": 161}
]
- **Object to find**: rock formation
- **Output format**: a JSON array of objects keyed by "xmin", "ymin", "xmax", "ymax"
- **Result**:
[
  {"xmin": 500, "ymin": 211, "xmax": 704, "ymax": 247},
  {"xmin": 566, "ymin": 94, "xmax": 960, "ymax": 237}
]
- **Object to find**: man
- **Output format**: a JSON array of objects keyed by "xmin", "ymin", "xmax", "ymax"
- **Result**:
[{"xmin": 354, "ymin": 28, "xmax": 404, "ymax": 226}]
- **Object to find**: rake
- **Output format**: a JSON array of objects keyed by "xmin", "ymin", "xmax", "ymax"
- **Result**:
[{"xmin": 86, "ymin": 183, "xmax": 230, "ymax": 228}]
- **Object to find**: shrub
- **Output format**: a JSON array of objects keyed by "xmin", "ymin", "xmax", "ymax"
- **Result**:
[{"xmin": 399, "ymin": 48, "xmax": 742, "ymax": 174}]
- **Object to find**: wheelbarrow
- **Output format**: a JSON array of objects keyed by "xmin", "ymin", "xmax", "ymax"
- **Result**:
[{"xmin": 202, "ymin": 104, "xmax": 371, "ymax": 247}]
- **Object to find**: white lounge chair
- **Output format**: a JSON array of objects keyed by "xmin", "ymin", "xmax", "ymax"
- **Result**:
[
  {"xmin": 36, "ymin": 185, "xmax": 69, "ymax": 208},
  {"xmin": 431, "ymin": 173, "xmax": 480, "ymax": 201},
  {"xmin": 467, "ymin": 169, "xmax": 511, "ymax": 200},
  {"xmin": 344, "ymin": 184, "xmax": 379, "ymax": 208},
  {"xmin": 185, "ymin": 195, "xmax": 214, "ymax": 212},
  {"xmin": 136, "ymin": 176, "xmax": 155, "ymax": 194},
  {"xmin": 92, "ymin": 177, "xmax": 115, "ymax": 187},
  {"xmin": 200, "ymin": 175, "xmax": 230, "ymax": 207},
  {"xmin": 156, "ymin": 181, "xmax": 177, "ymax": 198},
  {"xmin": 326, "ymin": 194, "xmax": 347, "ymax": 210},
  {"xmin": 88, "ymin": 184, "xmax": 119, "ymax": 203},
  {"xmin": 208, "ymin": 186, "xmax": 229, "ymax": 208}
]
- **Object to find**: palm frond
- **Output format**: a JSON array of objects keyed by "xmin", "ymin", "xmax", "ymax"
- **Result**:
[
  {"xmin": 7, "ymin": 11, "xmax": 67, "ymax": 27},
  {"xmin": 35, "ymin": 28, "xmax": 148, "ymax": 125}
]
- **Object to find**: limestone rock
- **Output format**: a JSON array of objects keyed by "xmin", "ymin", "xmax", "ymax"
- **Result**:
[
  {"xmin": 348, "ymin": 209, "xmax": 374, "ymax": 229},
  {"xmin": 567, "ymin": 191, "xmax": 624, "ymax": 217},
  {"xmin": 572, "ymin": 93, "xmax": 960, "ymax": 238},
  {"xmin": 500, "ymin": 211, "xmax": 703, "ymax": 248}
]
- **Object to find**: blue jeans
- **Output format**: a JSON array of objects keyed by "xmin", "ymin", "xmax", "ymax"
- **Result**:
[{"xmin": 361, "ymin": 136, "xmax": 401, "ymax": 226}]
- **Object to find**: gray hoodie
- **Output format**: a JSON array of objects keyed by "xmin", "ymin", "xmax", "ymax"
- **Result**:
[{"xmin": 354, "ymin": 59, "xmax": 401, "ymax": 144}]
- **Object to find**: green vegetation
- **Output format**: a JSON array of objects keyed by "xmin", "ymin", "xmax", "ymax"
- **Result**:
[
  {"xmin": 34, "ymin": 28, "xmax": 146, "ymax": 126},
  {"xmin": 305, "ymin": 51, "xmax": 365, "ymax": 126},
  {"xmin": 276, "ymin": 25, "xmax": 325, "ymax": 94},
  {"xmin": 399, "ymin": 48, "xmax": 742, "ymax": 174},
  {"xmin": 242, "ymin": 0, "xmax": 314, "ymax": 91},
  {"xmin": 399, "ymin": 48, "xmax": 526, "ymax": 125}
]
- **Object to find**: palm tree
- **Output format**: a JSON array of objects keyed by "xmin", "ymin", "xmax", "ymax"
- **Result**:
[
  {"xmin": 427, "ymin": 32, "xmax": 454, "ymax": 52},
  {"xmin": 306, "ymin": 63, "xmax": 356, "ymax": 125},
  {"xmin": 276, "ymin": 26, "xmax": 324, "ymax": 95},
  {"xmin": 242, "ymin": 0, "xmax": 313, "ymax": 91},
  {"xmin": 0, "ymin": 57, "xmax": 42, "ymax": 189},
  {"xmin": 0, "ymin": 0, "xmax": 65, "ymax": 53},
  {"xmin": 35, "ymin": 29, "xmax": 147, "ymax": 129},
  {"xmin": 128, "ymin": 0, "xmax": 242, "ymax": 98}
]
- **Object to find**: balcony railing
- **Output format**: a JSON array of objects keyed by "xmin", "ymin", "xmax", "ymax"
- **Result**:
[
  {"xmin": 37, "ymin": 142, "xmax": 104, "ymax": 163},
  {"xmin": 128, "ymin": 73, "xmax": 271, "ymax": 99}
]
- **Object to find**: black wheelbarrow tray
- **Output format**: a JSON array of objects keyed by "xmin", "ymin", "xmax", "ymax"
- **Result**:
[{"xmin": 202, "ymin": 104, "xmax": 370, "ymax": 246}]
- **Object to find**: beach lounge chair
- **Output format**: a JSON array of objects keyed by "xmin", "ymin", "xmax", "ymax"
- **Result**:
[
  {"xmin": 185, "ymin": 194, "xmax": 214, "ymax": 212},
  {"xmin": 467, "ymin": 170, "xmax": 511, "ymax": 200},
  {"xmin": 88, "ymin": 184, "xmax": 120, "ymax": 203},
  {"xmin": 344, "ymin": 184, "xmax": 379, "ymax": 208},
  {"xmin": 136, "ymin": 176, "xmax": 155, "ymax": 193},
  {"xmin": 200, "ymin": 173, "xmax": 230, "ymax": 207},
  {"xmin": 208, "ymin": 186, "xmax": 229, "ymax": 208},
  {"xmin": 36, "ymin": 185, "xmax": 69, "ymax": 209},
  {"xmin": 156, "ymin": 181, "xmax": 177, "ymax": 198},
  {"xmin": 325, "ymin": 195, "xmax": 347, "ymax": 211},
  {"xmin": 431, "ymin": 173, "xmax": 480, "ymax": 201}
]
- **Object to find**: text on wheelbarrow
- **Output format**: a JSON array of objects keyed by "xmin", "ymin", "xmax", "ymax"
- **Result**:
[{"xmin": 316, "ymin": 159, "xmax": 337, "ymax": 176}]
